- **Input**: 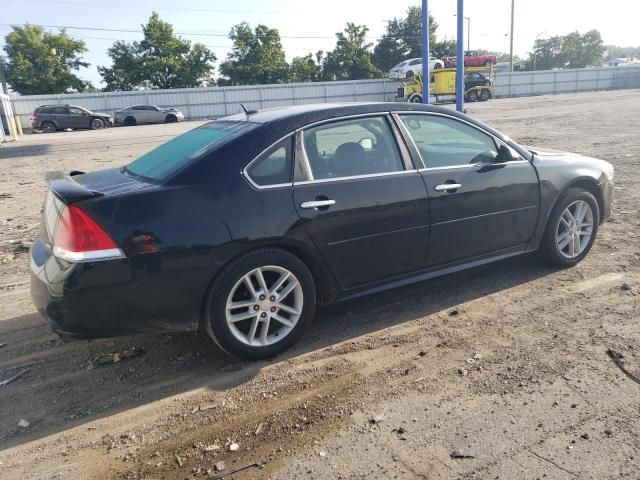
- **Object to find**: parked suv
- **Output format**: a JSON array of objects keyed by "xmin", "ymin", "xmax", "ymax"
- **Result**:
[
  {"xmin": 114, "ymin": 105, "xmax": 184, "ymax": 126},
  {"xmin": 31, "ymin": 105, "xmax": 113, "ymax": 133}
]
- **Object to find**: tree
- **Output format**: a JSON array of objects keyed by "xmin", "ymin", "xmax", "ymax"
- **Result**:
[
  {"xmin": 99, "ymin": 13, "xmax": 216, "ymax": 90},
  {"xmin": 322, "ymin": 23, "xmax": 381, "ymax": 81},
  {"xmin": 372, "ymin": 7, "xmax": 438, "ymax": 72},
  {"xmin": 289, "ymin": 52, "xmax": 322, "ymax": 82},
  {"xmin": 2, "ymin": 25, "xmax": 89, "ymax": 94},
  {"xmin": 604, "ymin": 45, "xmax": 640, "ymax": 60},
  {"xmin": 218, "ymin": 23, "xmax": 288, "ymax": 86},
  {"xmin": 431, "ymin": 39, "xmax": 457, "ymax": 60},
  {"xmin": 529, "ymin": 30, "xmax": 605, "ymax": 70}
]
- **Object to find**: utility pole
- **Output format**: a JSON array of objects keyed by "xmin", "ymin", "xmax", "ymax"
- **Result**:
[
  {"xmin": 453, "ymin": 15, "xmax": 471, "ymax": 50},
  {"xmin": 421, "ymin": 0, "xmax": 429, "ymax": 104},
  {"xmin": 455, "ymin": 0, "xmax": 464, "ymax": 112},
  {"xmin": 509, "ymin": 0, "xmax": 515, "ymax": 72}
]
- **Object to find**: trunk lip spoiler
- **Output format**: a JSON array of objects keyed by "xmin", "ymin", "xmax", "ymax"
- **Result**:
[{"xmin": 45, "ymin": 171, "xmax": 104, "ymax": 204}]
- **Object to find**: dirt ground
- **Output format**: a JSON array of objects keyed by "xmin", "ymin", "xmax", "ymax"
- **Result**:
[{"xmin": 1, "ymin": 89, "xmax": 639, "ymax": 480}]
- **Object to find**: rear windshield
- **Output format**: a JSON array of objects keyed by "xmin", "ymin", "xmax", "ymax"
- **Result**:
[{"xmin": 125, "ymin": 121, "xmax": 258, "ymax": 181}]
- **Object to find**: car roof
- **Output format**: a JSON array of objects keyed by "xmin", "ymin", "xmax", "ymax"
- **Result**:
[{"xmin": 222, "ymin": 102, "xmax": 462, "ymax": 126}]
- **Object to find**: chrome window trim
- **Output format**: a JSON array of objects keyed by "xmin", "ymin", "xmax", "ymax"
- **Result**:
[
  {"xmin": 241, "ymin": 133, "xmax": 294, "ymax": 191},
  {"xmin": 294, "ymin": 169, "xmax": 419, "ymax": 186},
  {"xmin": 295, "ymin": 113, "xmax": 413, "ymax": 185},
  {"xmin": 417, "ymin": 160, "xmax": 530, "ymax": 172},
  {"xmin": 392, "ymin": 111, "xmax": 524, "ymax": 170}
]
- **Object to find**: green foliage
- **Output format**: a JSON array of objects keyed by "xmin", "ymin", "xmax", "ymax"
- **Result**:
[
  {"xmin": 604, "ymin": 45, "xmax": 640, "ymax": 60},
  {"xmin": 290, "ymin": 52, "xmax": 323, "ymax": 82},
  {"xmin": 529, "ymin": 30, "xmax": 605, "ymax": 70},
  {"xmin": 322, "ymin": 23, "xmax": 382, "ymax": 81},
  {"xmin": 372, "ymin": 7, "xmax": 437, "ymax": 72},
  {"xmin": 431, "ymin": 39, "xmax": 457, "ymax": 60},
  {"xmin": 2, "ymin": 25, "xmax": 89, "ymax": 95},
  {"xmin": 99, "ymin": 13, "xmax": 216, "ymax": 90},
  {"xmin": 218, "ymin": 23, "xmax": 288, "ymax": 86}
]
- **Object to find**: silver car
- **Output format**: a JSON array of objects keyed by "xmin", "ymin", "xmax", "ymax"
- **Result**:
[{"xmin": 114, "ymin": 105, "xmax": 184, "ymax": 126}]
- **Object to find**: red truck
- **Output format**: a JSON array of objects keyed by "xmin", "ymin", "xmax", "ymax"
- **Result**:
[{"xmin": 444, "ymin": 50, "xmax": 497, "ymax": 68}]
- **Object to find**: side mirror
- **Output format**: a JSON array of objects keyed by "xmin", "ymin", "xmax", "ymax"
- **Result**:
[{"xmin": 496, "ymin": 144, "xmax": 518, "ymax": 163}]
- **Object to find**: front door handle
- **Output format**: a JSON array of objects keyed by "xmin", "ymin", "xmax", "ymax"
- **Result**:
[
  {"xmin": 300, "ymin": 199, "xmax": 336, "ymax": 209},
  {"xmin": 434, "ymin": 183, "xmax": 462, "ymax": 192}
]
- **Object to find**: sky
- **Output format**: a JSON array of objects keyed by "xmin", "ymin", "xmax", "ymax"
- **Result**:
[{"xmin": 1, "ymin": 0, "xmax": 639, "ymax": 87}]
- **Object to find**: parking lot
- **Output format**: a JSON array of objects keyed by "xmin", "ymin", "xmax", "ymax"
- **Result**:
[{"xmin": 1, "ymin": 89, "xmax": 639, "ymax": 479}]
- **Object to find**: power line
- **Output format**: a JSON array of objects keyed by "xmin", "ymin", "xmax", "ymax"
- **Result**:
[
  {"xmin": 0, "ymin": 22, "xmax": 423, "ymax": 42},
  {"xmin": 6, "ymin": 0, "xmax": 305, "ymax": 15}
]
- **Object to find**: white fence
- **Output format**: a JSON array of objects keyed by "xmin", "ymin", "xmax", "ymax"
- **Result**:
[
  {"xmin": 9, "ymin": 65, "xmax": 640, "ymax": 128},
  {"xmin": 493, "ymin": 65, "xmax": 640, "ymax": 97}
]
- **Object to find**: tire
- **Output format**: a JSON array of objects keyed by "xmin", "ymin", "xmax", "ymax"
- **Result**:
[
  {"xmin": 485, "ymin": 60, "xmax": 492, "ymax": 68},
  {"xmin": 467, "ymin": 90, "xmax": 478, "ymax": 102},
  {"xmin": 409, "ymin": 94, "xmax": 423, "ymax": 104},
  {"xmin": 41, "ymin": 121, "xmax": 56, "ymax": 133},
  {"xmin": 90, "ymin": 118, "xmax": 105, "ymax": 130},
  {"xmin": 480, "ymin": 89, "xmax": 490, "ymax": 101},
  {"xmin": 406, "ymin": 71, "xmax": 415, "ymax": 79},
  {"xmin": 540, "ymin": 188, "xmax": 600, "ymax": 268},
  {"xmin": 165, "ymin": 114, "xmax": 177, "ymax": 123},
  {"xmin": 124, "ymin": 116, "xmax": 137, "ymax": 126},
  {"xmin": 433, "ymin": 63, "xmax": 442, "ymax": 70},
  {"xmin": 203, "ymin": 249, "xmax": 316, "ymax": 360}
]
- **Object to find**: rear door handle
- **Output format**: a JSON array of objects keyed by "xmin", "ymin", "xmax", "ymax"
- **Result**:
[
  {"xmin": 434, "ymin": 183, "xmax": 462, "ymax": 192},
  {"xmin": 300, "ymin": 199, "xmax": 336, "ymax": 209}
]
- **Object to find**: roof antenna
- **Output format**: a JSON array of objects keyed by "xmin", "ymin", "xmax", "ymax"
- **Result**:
[{"xmin": 240, "ymin": 103, "xmax": 258, "ymax": 118}]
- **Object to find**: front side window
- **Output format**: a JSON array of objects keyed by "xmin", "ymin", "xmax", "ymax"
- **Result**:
[
  {"xmin": 399, "ymin": 114, "xmax": 498, "ymax": 168},
  {"xmin": 303, "ymin": 116, "xmax": 404, "ymax": 180},
  {"xmin": 69, "ymin": 107, "xmax": 86, "ymax": 116},
  {"xmin": 125, "ymin": 121, "xmax": 258, "ymax": 182},
  {"xmin": 245, "ymin": 138, "xmax": 292, "ymax": 187}
]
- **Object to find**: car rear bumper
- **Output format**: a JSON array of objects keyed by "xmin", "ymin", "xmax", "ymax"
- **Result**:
[{"xmin": 30, "ymin": 237, "xmax": 200, "ymax": 340}]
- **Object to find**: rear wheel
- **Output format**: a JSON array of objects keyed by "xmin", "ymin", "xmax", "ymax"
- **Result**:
[
  {"xmin": 485, "ymin": 60, "xmax": 492, "ymax": 68},
  {"xmin": 540, "ymin": 188, "xmax": 599, "ymax": 268},
  {"xmin": 124, "ymin": 116, "xmax": 137, "ymax": 126},
  {"xmin": 165, "ymin": 114, "xmax": 177, "ymax": 123},
  {"xmin": 204, "ymin": 249, "xmax": 316, "ymax": 360},
  {"xmin": 41, "ymin": 121, "xmax": 56, "ymax": 133},
  {"xmin": 90, "ymin": 118, "xmax": 104, "ymax": 130},
  {"xmin": 409, "ymin": 93, "xmax": 423, "ymax": 103},
  {"xmin": 480, "ymin": 89, "xmax": 490, "ymax": 101}
]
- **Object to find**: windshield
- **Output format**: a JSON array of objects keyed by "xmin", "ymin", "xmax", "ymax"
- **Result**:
[{"xmin": 125, "ymin": 121, "xmax": 258, "ymax": 181}]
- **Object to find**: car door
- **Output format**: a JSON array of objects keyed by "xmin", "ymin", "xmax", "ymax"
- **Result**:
[
  {"xmin": 146, "ymin": 105, "xmax": 164, "ymax": 123},
  {"xmin": 50, "ymin": 106, "xmax": 70, "ymax": 128},
  {"xmin": 67, "ymin": 107, "xmax": 89, "ymax": 129},
  {"xmin": 293, "ymin": 114, "xmax": 430, "ymax": 289},
  {"xmin": 131, "ymin": 105, "xmax": 148, "ymax": 123},
  {"xmin": 395, "ymin": 112, "xmax": 539, "ymax": 267}
]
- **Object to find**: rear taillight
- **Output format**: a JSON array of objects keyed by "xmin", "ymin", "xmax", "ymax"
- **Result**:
[
  {"xmin": 53, "ymin": 205, "xmax": 124, "ymax": 262},
  {"xmin": 30, "ymin": 114, "xmax": 38, "ymax": 121}
]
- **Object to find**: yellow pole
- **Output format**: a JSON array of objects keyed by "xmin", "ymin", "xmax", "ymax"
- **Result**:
[
  {"xmin": 14, "ymin": 116, "xmax": 23, "ymax": 135},
  {"xmin": 8, "ymin": 115, "xmax": 18, "ymax": 141}
]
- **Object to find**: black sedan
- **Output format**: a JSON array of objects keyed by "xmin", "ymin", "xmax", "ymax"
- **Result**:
[{"xmin": 30, "ymin": 103, "xmax": 614, "ymax": 359}]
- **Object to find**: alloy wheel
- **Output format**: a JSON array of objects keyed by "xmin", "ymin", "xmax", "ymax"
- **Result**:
[
  {"xmin": 556, "ymin": 200, "xmax": 594, "ymax": 258},
  {"xmin": 225, "ymin": 266, "xmax": 303, "ymax": 347}
]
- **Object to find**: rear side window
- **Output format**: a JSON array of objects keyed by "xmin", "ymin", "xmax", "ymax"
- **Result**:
[
  {"xmin": 51, "ymin": 107, "xmax": 67, "ymax": 114},
  {"xmin": 125, "ymin": 121, "xmax": 258, "ymax": 182},
  {"xmin": 37, "ymin": 107, "xmax": 52, "ymax": 114},
  {"xmin": 245, "ymin": 138, "xmax": 292, "ymax": 187}
]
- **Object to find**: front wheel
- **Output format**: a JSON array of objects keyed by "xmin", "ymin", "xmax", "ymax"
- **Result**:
[
  {"xmin": 409, "ymin": 93, "xmax": 423, "ymax": 103},
  {"xmin": 204, "ymin": 249, "xmax": 316, "ymax": 360},
  {"xmin": 467, "ymin": 89, "xmax": 478, "ymax": 102},
  {"xmin": 480, "ymin": 89, "xmax": 490, "ymax": 101},
  {"xmin": 90, "ymin": 118, "xmax": 105, "ymax": 130},
  {"xmin": 540, "ymin": 188, "xmax": 599, "ymax": 268},
  {"xmin": 406, "ymin": 70, "xmax": 415, "ymax": 79},
  {"xmin": 165, "ymin": 114, "xmax": 177, "ymax": 123}
]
